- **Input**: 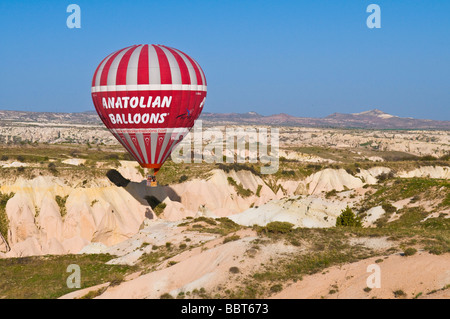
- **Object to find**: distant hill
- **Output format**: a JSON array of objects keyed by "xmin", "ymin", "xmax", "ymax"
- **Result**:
[
  {"xmin": 0, "ymin": 108, "xmax": 449, "ymax": 130},
  {"xmin": 0, "ymin": 110, "xmax": 100, "ymax": 126},
  {"xmin": 200, "ymin": 109, "xmax": 450, "ymax": 129}
]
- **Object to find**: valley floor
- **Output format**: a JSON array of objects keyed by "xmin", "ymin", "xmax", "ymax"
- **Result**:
[{"xmin": 0, "ymin": 128, "xmax": 448, "ymax": 299}]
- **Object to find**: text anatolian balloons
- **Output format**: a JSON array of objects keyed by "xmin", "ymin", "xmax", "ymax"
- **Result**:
[{"xmin": 91, "ymin": 44, "xmax": 207, "ymax": 174}]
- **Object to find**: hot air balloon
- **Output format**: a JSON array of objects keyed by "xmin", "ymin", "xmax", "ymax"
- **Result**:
[{"xmin": 91, "ymin": 44, "xmax": 207, "ymax": 186}]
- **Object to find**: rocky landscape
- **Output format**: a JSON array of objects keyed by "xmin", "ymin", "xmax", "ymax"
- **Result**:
[
  {"xmin": 0, "ymin": 111, "xmax": 449, "ymax": 299},
  {"xmin": 200, "ymin": 109, "xmax": 450, "ymax": 130}
]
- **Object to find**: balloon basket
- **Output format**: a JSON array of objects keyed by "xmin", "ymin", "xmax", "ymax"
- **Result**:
[{"xmin": 146, "ymin": 175, "xmax": 157, "ymax": 187}]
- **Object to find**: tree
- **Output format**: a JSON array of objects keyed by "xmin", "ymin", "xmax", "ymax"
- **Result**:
[{"xmin": 336, "ymin": 206, "xmax": 362, "ymax": 227}]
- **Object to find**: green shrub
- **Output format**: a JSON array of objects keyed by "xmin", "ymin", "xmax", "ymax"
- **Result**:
[
  {"xmin": 227, "ymin": 177, "xmax": 254, "ymax": 198},
  {"xmin": 270, "ymin": 284, "xmax": 283, "ymax": 293},
  {"xmin": 256, "ymin": 185, "xmax": 262, "ymax": 197},
  {"xmin": 336, "ymin": 206, "xmax": 362, "ymax": 227},
  {"xmin": 376, "ymin": 171, "xmax": 394, "ymax": 182},
  {"xmin": 381, "ymin": 202, "xmax": 397, "ymax": 214},
  {"xmin": 55, "ymin": 195, "xmax": 69, "ymax": 217},
  {"xmin": 153, "ymin": 202, "xmax": 167, "ymax": 217},
  {"xmin": 393, "ymin": 290, "xmax": 406, "ymax": 298},
  {"xmin": 403, "ymin": 247, "xmax": 417, "ymax": 256},
  {"xmin": 216, "ymin": 163, "xmax": 260, "ymax": 176},
  {"xmin": 328, "ymin": 289, "xmax": 337, "ymax": 294},
  {"xmin": 109, "ymin": 273, "xmax": 125, "ymax": 286},
  {"xmin": 229, "ymin": 267, "xmax": 240, "ymax": 274},
  {"xmin": 413, "ymin": 292, "xmax": 423, "ymax": 299},
  {"xmin": 264, "ymin": 221, "xmax": 294, "ymax": 234},
  {"xmin": 105, "ymin": 153, "xmax": 119, "ymax": 160},
  {"xmin": 419, "ymin": 155, "xmax": 437, "ymax": 161},
  {"xmin": 441, "ymin": 193, "xmax": 450, "ymax": 207},
  {"xmin": 325, "ymin": 189, "xmax": 337, "ymax": 199},
  {"xmin": 177, "ymin": 292, "xmax": 185, "ymax": 299},
  {"xmin": 223, "ymin": 235, "xmax": 240, "ymax": 244},
  {"xmin": 280, "ymin": 170, "xmax": 296, "ymax": 177}
]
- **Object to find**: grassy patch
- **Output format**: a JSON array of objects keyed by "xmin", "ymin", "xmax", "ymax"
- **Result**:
[
  {"xmin": 223, "ymin": 220, "xmax": 449, "ymax": 299},
  {"xmin": 387, "ymin": 207, "xmax": 428, "ymax": 229},
  {"xmin": 138, "ymin": 250, "xmax": 169, "ymax": 267},
  {"xmin": 155, "ymin": 160, "xmax": 214, "ymax": 186},
  {"xmin": 137, "ymin": 239, "xmax": 193, "ymax": 274},
  {"xmin": 216, "ymin": 163, "xmax": 261, "ymax": 177},
  {"xmin": 371, "ymin": 178, "xmax": 449, "ymax": 205},
  {"xmin": 220, "ymin": 227, "xmax": 374, "ymax": 298},
  {"xmin": 441, "ymin": 193, "xmax": 450, "ymax": 207},
  {"xmin": 0, "ymin": 254, "xmax": 136, "ymax": 299},
  {"xmin": 0, "ymin": 192, "xmax": 14, "ymax": 242}
]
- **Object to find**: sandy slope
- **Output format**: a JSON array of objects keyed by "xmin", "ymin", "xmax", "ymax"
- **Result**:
[
  {"xmin": 272, "ymin": 252, "xmax": 450, "ymax": 299},
  {"xmin": 61, "ymin": 228, "xmax": 263, "ymax": 299},
  {"xmin": 60, "ymin": 225, "xmax": 449, "ymax": 300}
]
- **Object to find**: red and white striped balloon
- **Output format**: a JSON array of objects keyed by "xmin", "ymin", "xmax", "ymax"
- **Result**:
[{"xmin": 91, "ymin": 44, "xmax": 207, "ymax": 173}]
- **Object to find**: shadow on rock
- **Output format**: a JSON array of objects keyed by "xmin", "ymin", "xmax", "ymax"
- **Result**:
[{"xmin": 106, "ymin": 169, "xmax": 181, "ymax": 210}]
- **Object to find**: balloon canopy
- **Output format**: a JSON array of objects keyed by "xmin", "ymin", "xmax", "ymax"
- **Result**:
[{"xmin": 91, "ymin": 44, "xmax": 207, "ymax": 174}]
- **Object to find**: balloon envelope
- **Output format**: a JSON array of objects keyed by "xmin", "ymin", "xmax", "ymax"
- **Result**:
[{"xmin": 91, "ymin": 44, "xmax": 207, "ymax": 173}]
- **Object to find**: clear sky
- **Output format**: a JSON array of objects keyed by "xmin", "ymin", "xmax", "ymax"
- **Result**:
[{"xmin": 0, "ymin": 0, "xmax": 449, "ymax": 120}]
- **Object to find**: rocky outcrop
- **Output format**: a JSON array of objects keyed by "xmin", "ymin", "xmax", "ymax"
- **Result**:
[
  {"xmin": 166, "ymin": 169, "xmax": 277, "ymax": 219},
  {"xmin": 305, "ymin": 169, "xmax": 364, "ymax": 194},
  {"xmin": 356, "ymin": 167, "xmax": 391, "ymax": 184},
  {"xmin": 229, "ymin": 196, "xmax": 349, "ymax": 228},
  {"xmin": 0, "ymin": 166, "xmax": 279, "ymax": 257},
  {"xmin": 397, "ymin": 166, "xmax": 450, "ymax": 179},
  {"xmin": 0, "ymin": 175, "xmax": 149, "ymax": 257},
  {"xmin": 1, "ymin": 165, "xmax": 448, "ymax": 258}
]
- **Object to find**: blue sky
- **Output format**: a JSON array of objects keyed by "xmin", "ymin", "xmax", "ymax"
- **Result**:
[{"xmin": 0, "ymin": 0, "xmax": 449, "ymax": 120}]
